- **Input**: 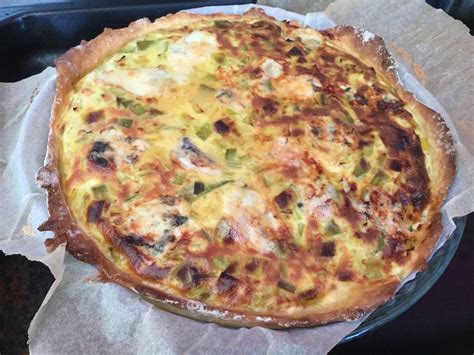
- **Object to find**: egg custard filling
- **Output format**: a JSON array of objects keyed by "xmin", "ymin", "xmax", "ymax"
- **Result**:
[{"xmin": 40, "ymin": 10, "xmax": 455, "ymax": 328}]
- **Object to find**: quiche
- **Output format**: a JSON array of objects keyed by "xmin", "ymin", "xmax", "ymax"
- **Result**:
[{"xmin": 37, "ymin": 9, "xmax": 455, "ymax": 328}]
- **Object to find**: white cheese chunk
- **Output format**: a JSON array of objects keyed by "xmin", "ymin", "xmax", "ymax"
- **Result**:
[
  {"xmin": 261, "ymin": 58, "xmax": 283, "ymax": 78},
  {"xmin": 168, "ymin": 30, "xmax": 218, "ymax": 76},
  {"xmin": 96, "ymin": 68, "xmax": 186, "ymax": 97}
]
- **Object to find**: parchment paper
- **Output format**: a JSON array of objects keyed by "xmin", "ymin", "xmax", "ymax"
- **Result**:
[{"xmin": 0, "ymin": 2, "xmax": 472, "ymax": 354}]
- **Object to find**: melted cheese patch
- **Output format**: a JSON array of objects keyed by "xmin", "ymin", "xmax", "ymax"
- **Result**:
[
  {"xmin": 222, "ymin": 186, "xmax": 278, "ymax": 253},
  {"xmin": 97, "ymin": 68, "xmax": 186, "ymax": 96},
  {"xmin": 275, "ymin": 75, "xmax": 314, "ymax": 99},
  {"xmin": 168, "ymin": 31, "xmax": 218, "ymax": 76}
]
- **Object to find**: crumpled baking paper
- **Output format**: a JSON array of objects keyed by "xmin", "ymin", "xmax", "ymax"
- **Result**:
[{"xmin": 0, "ymin": 2, "xmax": 472, "ymax": 354}]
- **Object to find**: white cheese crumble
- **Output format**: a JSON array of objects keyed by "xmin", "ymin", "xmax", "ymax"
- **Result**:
[
  {"xmin": 168, "ymin": 30, "xmax": 218, "ymax": 76},
  {"xmin": 222, "ymin": 187, "xmax": 278, "ymax": 254},
  {"xmin": 261, "ymin": 58, "xmax": 283, "ymax": 78}
]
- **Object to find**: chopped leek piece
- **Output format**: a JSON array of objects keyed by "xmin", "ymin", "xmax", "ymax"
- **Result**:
[
  {"xmin": 195, "ymin": 123, "xmax": 212, "ymax": 141},
  {"xmin": 325, "ymin": 220, "xmax": 340, "ymax": 236},
  {"xmin": 125, "ymin": 193, "xmax": 140, "ymax": 202},
  {"xmin": 375, "ymin": 236, "xmax": 385, "ymax": 253},
  {"xmin": 214, "ymin": 20, "xmax": 232, "ymax": 28},
  {"xmin": 226, "ymin": 108, "xmax": 238, "ymax": 116},
  {"xmin": 108, "ymin": 247, "xmax": 119, "ymax": 262},
  {"xmin": 130, "ymin": 103, "xmax": 147, "ymax": 115},
  {"xmin": 353, "ymin": 158, "xmax": 370, "ymax": 178},
  {"xmin": 186, "ymin": 180, "xmax": 234, "ymax": 202},
  {"xmin": 199, "ymin": 83, "xmax": 216, "ymax": 92},
  {"xmin": 117, "ymin": 118, "xmax": 133, "ymax": 128},
  {"xmin": 365, "ymin": 264, "xmax": 382, "ymax": 279},
  {"xmin": 377, "ymin": 153, "xmax": 387, "ymax": 167},
  {"xmin": 117, "ymin": 97, "xmax": 133, "ymax": 108},
  {"xmin": 172, "ymin": 172, "xmax": 187, "ymax": 185},
  {"xmin": 108, "ymin": 87, "xmax": 127, "ymax": 97},
  {"xmin": 212, "ymin": 52, "xmax": 226, "ymax": 63},
  {"xmin": 298, "ymin": 223, "xmax": 306, "ymax": 237},
  {"xmin": 370, "ymin": 171, "xmax": 389, "ymax": 186},
  {"xmin": 92, "ymin": 185, "xmax": 108, "ymax": 200},
  {"xmin": 213, "ymin": 257, "xmax": 228, "ymax": 269},
  {"xmin": 137, "ymin": 40, "xmax": 155, "ymax": 50},
  {"xmin": 157, "ymin": 40, "xmax": 169, "ymax": 54},
  {"xmin": 225, "ymin": 148, "xmax": 237, "ymax": 160},
  {"xmin": 363, "ymin": 143, "xmax": 375, "ymax": 158},
  {"xmin": 333, "ymin": 188, "xmax": 343, "ymax": 204},
  {"xmin": 320, "ymin": 93, "xmax": 326, "ymax": 105},
  {"xmin": 206, "ymin": 180, "xmax": 233, "ymax": 192},
  {"xmin": 341, "ymin": 114, "xmax": 354, "ymax": 124},
  {"xmin": 119, "ymin": 42, "xmax": 137, "ymax": 53}
]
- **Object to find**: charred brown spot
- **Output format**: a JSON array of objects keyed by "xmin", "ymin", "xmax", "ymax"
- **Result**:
[
  {"xmin": 290, "ymin": 128, "xmax": 305, "ymax": 137},
  {"xmin": 338, "ymin": 269, "xmax": 354, "ymax": 282},
  {"xmin": 252, "ymin": 95, "xmax": 278, "ymax": 116},
  {"xmin": 321, "ymin": 241, "xmax": 336, "ymax": 257},
  {"xmin": 277, "ymin": 280, "xmax": 295, "ymax": 293},
  {"xmin": 398, "ymin": 191, "xmax": 411, "ymax": 206},
  {"xmin": 411, "ymin": 191, "xmax": 428, "ymax": 209},
  {"xmin": 214, "ymin": 119, "xmax": 231, "ymax": 134},
  {"xmin": 355, "ymin": 227, "xmax": 378, "ymax": 243},
  {"xmin": 320, "ymin": 53, "xmax": 335, "ymax": 62},
  {"xmin": 149, "ymin": 108, "xmax": 164, "ymax": 115},
  {"xmin": 140, "ymin": 264, "xmax": 171, "ymax": 280},
  {"xmin": 274, "ymin": 189, "xmax": 293, "ymax": 209},
  {"xmin": 410, "ymin": 144, "xmax": 424, "ymax": 158},
  {"xmin": 193, "ymin": 181, "xmax": 205, "ymax": 194},
  {"xmin": 297, "ymin": 56, "xmax": 307, "ymax": 64},
  {"xmin": 249, "ymin": 67, "xmax": 263, "ymax": 78},
  {"xmin": 394, "ymin": 136, "xmax": 412, "ymax": 151},
  {"xmin": 277, "ymin": 239, "xmax": 299, "ymax": 255},
  {"xmin": 122, "ymin": 233, "xmax": 146, "ymax": 246},
  {"xmin": 376, "ymin": 100, "xmax": 404, "ymax": 113},
  {"xmin": 323, "ymin": 85, "xmax": 342, "ymax": 95},
  {"xmin": 299, "ymin": 288, "xmax": 318, "ymax": 300},
  {"xmin": 389, "ymin": 159, "xmax": 403, "ymax": 171},
  {"xmin": 216, "ymin": 271, "xmax": 238, "ymax": 294},
  {"xmin": 164, "ymin": 213, "xmax": 188, "ymax": 227},
  {"xmin": 245, "ymin": 258, "xmax": 259, "ymax": 273},
  {"xmin": 250, "ymin": 20, "xmax": 282, "ymax": 35},
  {"xmin": 382, "ymin": 236, "xmax": 406, "ymax": 260},
  {"xmin": 86, "ymin": 110, "xmax": 103, "ymax": 124},
  {"xmin": 88, "ymin": 141, "xmax": 110, "ymax": 168},
  {"xmin": 339, "ymin": 194, "xmax": 361, "ymax": 226},
  {"xmin": 287, "ymin": 46, "xmax": 303, "ymax": 56},
  {"xmin": 223, "ymin": 229, "xmax": 237, "ymax": 244},
  {"xmin": 295, "ymin": 65, "xmax": 314, "ymax": 76},
  {"xmin": 311, "ymin": 126, "xmax": 321, "ymax": 136},
  {"xmin": 152, "ymin": 231, "xmax": 176, "ymax": 252},
  {"xmin": 91, "ymin": 141, "xmax": 107, "ymax": 153},
  {"xmin": 160, "ymin": 195, "xmax": 177, "ymax": 206},
  {"xmin": 88, "ymin": 154, "xmax": 109, "ymax": 168},
  {"xmin": 87, "ymin": 200, "xmax": 105, "ymax": 224},
  {"xmin": 177, "ymin": 264, "xmax": 207, "ymax": 289},
  {"xmin": 262, "ymin": 102, "xmax": 278, "ymax": 115},
  {"xmin": 354, "ymin": 94, "xmax": 368, "ymax": 105}
]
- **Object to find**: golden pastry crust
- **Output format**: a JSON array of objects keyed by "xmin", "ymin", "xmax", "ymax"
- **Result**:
[{"xmin": 37, "ymin": 9, "xmax": 455, "ymax": 329}]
